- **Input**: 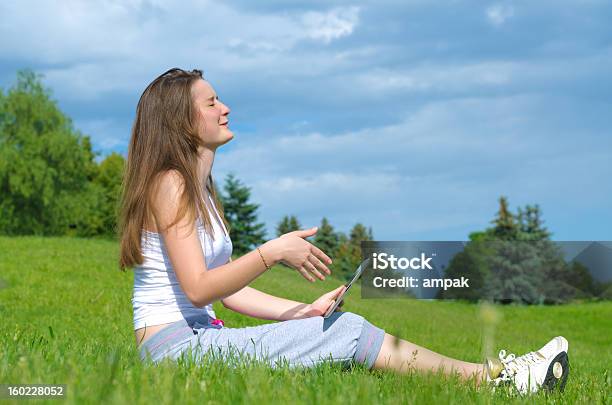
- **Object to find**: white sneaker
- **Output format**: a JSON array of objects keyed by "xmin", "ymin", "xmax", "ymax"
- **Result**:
[{"xmin": 486, "ymin": 336, "xmax": 570, "ymax": 394}]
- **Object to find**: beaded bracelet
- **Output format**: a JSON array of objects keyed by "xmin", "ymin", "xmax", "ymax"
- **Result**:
[{"xmin": 256, "ymin": 247, "xmax": 271, "ymax": 271}]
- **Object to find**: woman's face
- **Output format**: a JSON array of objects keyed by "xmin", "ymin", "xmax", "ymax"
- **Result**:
[{"xmin": 191, "ymin": 79, "xmax": 233, "ymax": 149}]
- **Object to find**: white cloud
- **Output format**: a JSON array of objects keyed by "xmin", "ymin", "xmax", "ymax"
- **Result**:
[
  {"xmin": 260, "ymin": 171, "xmax": 402, "ymax": 196},
  {"xmin": 302, "ymin": 7, "xmax": 360, "ymax": 44},
  {"xmin": 0, "ymin": 1, "xmax": 362, "ymax": 100},
  {"xmin": 356, "ymin": 61, "xmax": 515, "ymax": 93},
  {"xmin": 43, "ymin": 62, "xmax": 153, "ymax": 100},
  {"xmin": 0, "ymin": 0, "xmax": 154, "ymax": 64},
  {"xmin": 486, "ymin": 4, "xmax": 515, "ymax": 27},
  {"xmin": 352, "ymin": 48, "xmax": 612, "ymax": 97}
]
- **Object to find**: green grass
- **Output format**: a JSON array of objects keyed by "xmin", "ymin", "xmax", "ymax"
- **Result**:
[{"xmin": 0, "ymin": 236, "xmax": 610, "ymax": 404}]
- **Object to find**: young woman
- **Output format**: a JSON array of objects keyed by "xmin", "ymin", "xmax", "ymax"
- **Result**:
[{"xmin": 119, "ymin": 68, "xmax": 569, "ymax": 394}]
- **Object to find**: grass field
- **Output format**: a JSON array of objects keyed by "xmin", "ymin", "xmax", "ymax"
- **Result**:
[{"xmin": 0, "ymin": 236, "xmax": 610, "ymax": 404}]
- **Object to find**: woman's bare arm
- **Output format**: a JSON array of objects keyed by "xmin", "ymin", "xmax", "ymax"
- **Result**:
[
  {"xmin": 221, "ymin": 285, "xmax": 315, "ymax": 320},
  {"xmin": 152, "ymin": 171, "xmax": 332, "ymax": 308}
]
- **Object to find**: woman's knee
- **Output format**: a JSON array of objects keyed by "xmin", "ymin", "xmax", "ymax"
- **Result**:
[{"xmin": 332, "ymin": 311, "xmax": 386, "ymax": 368}]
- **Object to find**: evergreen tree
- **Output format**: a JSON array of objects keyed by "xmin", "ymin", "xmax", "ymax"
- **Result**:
[
  {"xmin": 289, "ymin": 216, "xmax": 300, "ymax": 233},
  {"xmin": 220, "ymin": 173, "xmax": 266, "ymax": 255},
  {"xmin": 491, "ymin": 196, "xmax": 519, "ymax": 240},
  {"xmin": 276, "ymin": 215, "xmax": 301, "ymax": 236},
  {"xmin": 482, "ymin": 241, "xmax": 547, "ymax": 304},
  {"xmin": 335, "ymin": 223, "xmax": 374, "ymax": 280},
  {"xmin": 517, "ymin": 204, "xmax": 551, "ymax": 241},
  {"xmin": 350, "ymin": 223, "xmax": 373, "ymax": 244},
  {"xmin": 313, "ymin": 217, "xmax": 340, "ymax": 257}
]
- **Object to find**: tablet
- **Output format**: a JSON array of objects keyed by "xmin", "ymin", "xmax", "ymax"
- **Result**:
[{"xmin": 323, "ymin": 257, "xmax": 371, "ymax": 318}]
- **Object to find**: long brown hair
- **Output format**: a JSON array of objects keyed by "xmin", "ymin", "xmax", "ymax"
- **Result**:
[{"xmin": 119, "ymin": 68, "xmax": 229, "ymax": 270}]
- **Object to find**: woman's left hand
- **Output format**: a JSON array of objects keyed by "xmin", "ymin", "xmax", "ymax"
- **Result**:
[{"xmin": 306, "ymin": 285, "xmax": 346, "ymax": 317}]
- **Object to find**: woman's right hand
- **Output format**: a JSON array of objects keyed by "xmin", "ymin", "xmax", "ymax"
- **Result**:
[{"xmin": 273, "ymin": 227, "xmax": 333, "ymax": 282}]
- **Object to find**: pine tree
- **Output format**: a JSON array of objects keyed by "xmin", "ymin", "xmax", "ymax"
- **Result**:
[
  {"xmin": 482, "ymin": 241, "xmax": 547, "ymax": 304},
  {"xmin": 220, "ymin": 173, "xmax": 266, "ymax": 255},
  {"xmin": 350, "ymin": 223, "xmax": 373, "ymax": 244},
  {"xmin": 289, "ymin": 216, "xmax": 300, "ymax": 232},
  {"xmin": 334, "ymin": 223, "xmax": 374, "ymax": 280},
  {"xmin": 491, "ymin": 196, "xmax": 519, "ymax": 240},
  {"xmin": 313, "ymin": 217, "xmax": 340, "ymax": 257},
  {"xmin": 276, "ymin": 215, "xmax": 301, "ymax": 236},
  {"xmin": 517, "ymin": 204, "xmax": 551, "ymax": 240}
]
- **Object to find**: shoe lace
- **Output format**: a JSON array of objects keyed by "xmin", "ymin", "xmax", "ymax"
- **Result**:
[{"xmin": 498, "ymin": 349, "xmax": 544, "ymax": 377}]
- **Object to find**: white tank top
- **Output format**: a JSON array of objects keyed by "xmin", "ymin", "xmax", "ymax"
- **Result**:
[{"xmin": 132, "ymin": 194, "xmax": 233, "ymax": 330}]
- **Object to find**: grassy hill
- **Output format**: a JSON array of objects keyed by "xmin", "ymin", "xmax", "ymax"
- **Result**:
[{"xmin": 0, "ymin": 236, "xmax": 610, "ymax": 404}]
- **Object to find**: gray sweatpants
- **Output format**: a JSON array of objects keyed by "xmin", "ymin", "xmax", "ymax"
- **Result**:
[{"xmin": 139, "ymin": 311, "xmax": 385, "ymax": 369}]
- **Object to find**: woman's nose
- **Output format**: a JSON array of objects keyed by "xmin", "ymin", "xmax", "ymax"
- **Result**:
[{"xmin": 219, "ymin": 101, "xmax": 230, "ymax": 115}]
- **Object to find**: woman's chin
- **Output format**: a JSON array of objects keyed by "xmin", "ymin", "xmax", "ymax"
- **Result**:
[{"xmin": 218, "ymin": 132, "xmax": 234, "ymax": 146}]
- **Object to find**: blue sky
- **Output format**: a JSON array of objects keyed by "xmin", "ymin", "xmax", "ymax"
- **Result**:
[{"xmin": 1, "ymin": 0, "xmax": 610, "ymax": 241}]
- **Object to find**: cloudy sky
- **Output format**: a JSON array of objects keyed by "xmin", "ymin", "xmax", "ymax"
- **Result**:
[{"xmin": 1, "ymin": 0, "xmax": 610, "ymax": 241}]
